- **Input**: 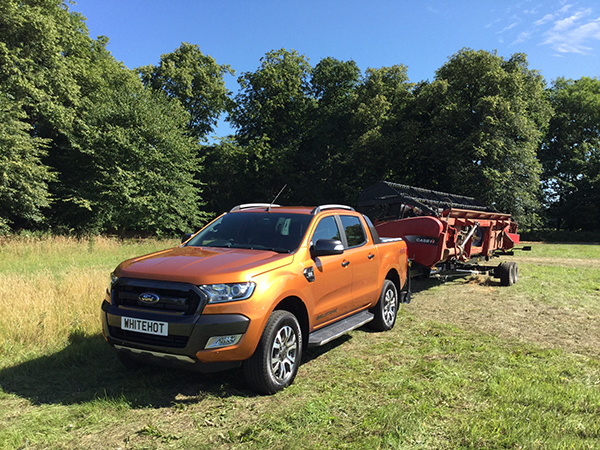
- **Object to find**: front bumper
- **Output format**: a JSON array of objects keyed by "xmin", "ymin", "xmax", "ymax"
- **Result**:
[{"xmin": 101, "ymin": 299, "xmax": 250, "ymax": 373}]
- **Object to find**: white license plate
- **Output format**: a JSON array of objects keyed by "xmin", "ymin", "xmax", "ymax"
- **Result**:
[{"xmin": 121, "ymin": 317, "xmax": 168, "ymax": 336}]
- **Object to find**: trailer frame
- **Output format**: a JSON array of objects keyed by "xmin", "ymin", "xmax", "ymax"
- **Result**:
[{"xmin": 358, "ymin": 181, "xmax": 530, "ymax": 286}]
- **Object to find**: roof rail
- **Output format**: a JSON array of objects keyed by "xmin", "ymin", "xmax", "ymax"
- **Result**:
[
  {"xmin": 311, "ymin": 204, "xmax": 355, "ymax": 215},
  {"xmin": 230, "ymin": 203, "xmax": 281, "ymax": 212}
]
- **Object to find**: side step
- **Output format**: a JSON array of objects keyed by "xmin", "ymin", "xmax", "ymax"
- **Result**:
[{"xmin": 308, "ymin": 310, "xmax": 374, "ymax": 347}]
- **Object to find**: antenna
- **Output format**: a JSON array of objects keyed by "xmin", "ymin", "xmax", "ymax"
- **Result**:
[{"xmin": 268, "ymin": 184, "xmax": 287, "ymax": 211}]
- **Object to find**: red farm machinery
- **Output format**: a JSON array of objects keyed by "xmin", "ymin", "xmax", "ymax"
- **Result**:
[{"xmin": 357, "ymin": 181, "xmax": 530, "ymax": 286}]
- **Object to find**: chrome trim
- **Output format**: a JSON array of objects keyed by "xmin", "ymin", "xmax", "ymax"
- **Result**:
[
  {"xmin": 311, "ymin": 204, "xmax": 355, "ymax": 215},
  {"xmin": 230, "ymin": 203, "xmax": 280, "ymax": 212}
]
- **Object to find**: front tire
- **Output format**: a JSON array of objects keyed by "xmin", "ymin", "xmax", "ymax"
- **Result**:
[
  {"xmin": 243, "ymin": 310, "xmax": 302, "ymax": 395},
  {"xmin": 369, "ymin": 279, "xmax": 398, "ymax": 331}
]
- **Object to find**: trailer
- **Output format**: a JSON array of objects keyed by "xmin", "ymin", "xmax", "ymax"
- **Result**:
[{"xmin": 357, "ymin": 181, "xmax": 530, "ymax": 286}]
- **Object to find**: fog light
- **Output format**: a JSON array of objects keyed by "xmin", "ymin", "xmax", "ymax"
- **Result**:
[{"xmin": 205, "ymin": 334, "xmax": 242, "ymax": 349}]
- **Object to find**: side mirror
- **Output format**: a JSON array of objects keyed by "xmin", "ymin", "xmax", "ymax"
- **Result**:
[
  {"xmin": 311, "ymin": 239, "xmax": 344, "ymax": 258},
  {"xmin": 181, "ymin": 233, "xmax": 194, "ymax": 243}
]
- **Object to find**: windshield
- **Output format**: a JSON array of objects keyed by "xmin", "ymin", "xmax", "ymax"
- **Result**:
[{"xmin": 186, "ymin": 212, "xmax": 313, "ymax": 253}]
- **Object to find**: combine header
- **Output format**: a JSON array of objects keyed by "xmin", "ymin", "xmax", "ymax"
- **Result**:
[{"xmin": 357, "ymin": 181, "xmax": 529, "ymax": 286}]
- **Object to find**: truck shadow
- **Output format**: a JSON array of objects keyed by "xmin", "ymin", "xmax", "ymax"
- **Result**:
[
  {"xmin": 0, "ymin": 332, "xmax": 252, "ymax": 407},
  {"xmin": 0, "ymin": 332, "xmax": 354, "ymax": 407}
]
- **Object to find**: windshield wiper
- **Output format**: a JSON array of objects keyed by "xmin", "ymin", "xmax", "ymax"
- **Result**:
[
  {"xmin": 230, "ymin": 244, "xmax": 291, "ymax": 253},
  {"xmin": 265, "ymin": 247, "xmax": 292, "ymax": 254}
]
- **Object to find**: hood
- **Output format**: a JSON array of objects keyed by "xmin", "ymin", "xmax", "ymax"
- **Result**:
[{"xmin": 115, "ymin": 246, "xmax": 294, "ymax": 285}]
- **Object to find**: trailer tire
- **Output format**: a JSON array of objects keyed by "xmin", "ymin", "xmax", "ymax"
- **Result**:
[
  {"xmin": 510, "ymin": 262, "xmax": 519, "ymax": 284},
  {"xmin": 498, "ymin": 261, "xmax": 517, "ymax": 286},
  {"xmin": 369, "ymin": 280, "xmax": 398, "ymax": 331}
]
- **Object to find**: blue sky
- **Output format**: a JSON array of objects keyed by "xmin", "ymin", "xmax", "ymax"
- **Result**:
[{"xmin": 73, "ymin": 0, "xmax": 600, "ymax": 136}]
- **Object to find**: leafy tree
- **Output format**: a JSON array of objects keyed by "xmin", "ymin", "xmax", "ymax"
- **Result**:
[
  {"xmin": 0, "ymin": 0, "xmax": 91, "ymax": 134},
  {"xmin": 71, "ymin": 77, "xmax": 206, "ymax": 235},
  {"xmin": 0, "ymin": 0, "xmax": 89, "ymax": 232},
  {"xmin": 205, "ymin": 56, "xmax": 364, "ymax": 210},
  {"xmin": 406, "ymin": 49, "xmax": 551, "ymax": 227},
  {"xmin": 202, "ymin": 136, "xmax": 272, "ymax": 212},
  {"xmin": 231, "ymin": 49, "xmax": 314, "ymax": 145},
  {"xmin": 1, "ymin": 0, "xmax": 210, "ymax": 234},
  {"xmin": 301, "ymin": 57, "xmax": 362, "ymax": 204},
  {"xmin": 540, "ymin": 77, "xmax": 600, "ymax": 231},
  {"xmin": 228, "ymin": 49, "xmax": 315, "ymax": 202},
  {"xmin": 351, "ymin": 65, "xmax": 414, "ymax": 194},
  {"xmin": 0, "ymin": 93, "xmax": 54, "ymax": 232},
  {"xmin": 138, "ymin": 43, "xmax": 234, "ymax": 140}
]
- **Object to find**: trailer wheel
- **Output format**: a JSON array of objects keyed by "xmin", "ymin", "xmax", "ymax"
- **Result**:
[
  {"xmin": 498, "ymin": 261, "xmax": 518, "ymax": 286},
  {"xmin": 511, "ymin": 262, "xmax": 519, "ymax": 284},
  {"xmin": 369, "ymin": 280, "xmax": 398, "ymax": 331}
]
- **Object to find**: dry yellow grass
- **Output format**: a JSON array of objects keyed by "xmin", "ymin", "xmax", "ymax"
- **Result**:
[
  {"xmin": 0, "ymin": 235, "xmax": 177, "ymax": 359},
  {"xmin": 0, "ymin": 269, "xmax": 106, "ymax": 356}
]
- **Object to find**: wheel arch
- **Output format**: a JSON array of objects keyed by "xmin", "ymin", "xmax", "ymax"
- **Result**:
[
  {"xmin": 385, "ymin": 268, "xmax": 401, "ymax": 293},
  {"xmin": 274, "ymin": 296, "xmax": 309, "ymax": 349}
]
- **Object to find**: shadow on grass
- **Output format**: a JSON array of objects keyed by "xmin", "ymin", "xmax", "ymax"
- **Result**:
[
  {"xmin": 0, "ymin": 332, "xmax": 354, "ymax": 407},
  {"xmin": 0, "ymin": 332, "xmax": 254, "ymax": 407},
  {"xmin": 410, "ymin": 274, "xmax": 503, "ymax": 290}
]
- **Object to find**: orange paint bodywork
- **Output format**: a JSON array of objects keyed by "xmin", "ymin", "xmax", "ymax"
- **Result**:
[{"xmin": 102, "ymin": 206, "xmax": 408, "ymax": 367}]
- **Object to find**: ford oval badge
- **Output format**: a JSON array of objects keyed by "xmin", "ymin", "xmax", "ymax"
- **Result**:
[{"xmin": 139, "ymin": 292, "xmax": 160, "ymax": 303}]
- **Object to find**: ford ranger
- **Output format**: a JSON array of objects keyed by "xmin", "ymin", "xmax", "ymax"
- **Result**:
[{"xmin": 101, "ymin": 204, "xmax": 409, "ymax": 394}]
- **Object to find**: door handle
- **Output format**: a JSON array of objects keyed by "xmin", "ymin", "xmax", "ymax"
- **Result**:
[
  {"xmin": 368, "ymin": 253, "xmax": 375, "ymax": 260},
  {"xmin": 341, "ymin": 260, "xmax": 350, "ymax": 268}
]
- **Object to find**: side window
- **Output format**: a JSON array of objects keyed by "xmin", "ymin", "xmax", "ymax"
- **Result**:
[
  {"xmin": 312, "ymin": 216, "xmax": 340, "ymax": 243},
  {"xmin": 340, "ymin": 215, "xmax": 367, "ymax": 248}
]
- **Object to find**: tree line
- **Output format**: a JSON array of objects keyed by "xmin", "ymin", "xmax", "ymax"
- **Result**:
[{"xmin": 1, "ymin": 0, "xmax": 599, "ymax": 236}]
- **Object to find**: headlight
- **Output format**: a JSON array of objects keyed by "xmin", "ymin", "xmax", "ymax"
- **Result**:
[
  {"xmin": 201, "ymin": 282, "xmax": 256, "ymax": 304},
  {"xmin": 108, "ymin": 272, "xmax": 118, "ymax": 291}
]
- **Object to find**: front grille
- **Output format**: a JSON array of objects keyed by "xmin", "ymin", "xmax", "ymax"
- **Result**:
[
  {"xmin": 112, "ymin": 279, "xmax": 206, "ymax": 315},
  {"xmin": 108, "ymin": 326, "xmax": 189, "ymax": 348}
]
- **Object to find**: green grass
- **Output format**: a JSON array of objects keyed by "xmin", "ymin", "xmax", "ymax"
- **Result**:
[
  {"xmin": 0, "ymin": 238, "xmax": 599, "ymax": 449},
  {"xmin": 0, "ymin": 235, "xmax": 178, "ymax": 276},
  {"xmin": 2, "ymin": 319, "xmax": 599, "ymax": 449},
  {"xmin": 516, "ymin": 263, "xmax": 600, "ymax": 310},
  {"xmin": 517, "ymin": 242, "xmax": 600, "ymax": 260}
]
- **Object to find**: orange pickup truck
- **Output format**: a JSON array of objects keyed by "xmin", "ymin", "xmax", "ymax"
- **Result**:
[{"xmin": 101, "ymin": 204, "xmax": 409, "ymax": 394}]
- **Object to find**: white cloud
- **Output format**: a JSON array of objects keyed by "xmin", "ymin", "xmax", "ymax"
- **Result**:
[
  {"xmin": 499, "ymin": 21, "xmax": 520, "ymax": 34},
  {"xmin": 534, "ymin": 13, "xmax": 554, "ymax": 26},
  {"xmin": 558, "ymin": 4, "xmax": 573, "ymax": 14},
  {"xmin": 489, "ymin": 1, "xmax": 599, "ymax": 55},
  {"xmin": 513, "ymin": 30, "xmax": 533, "ymax": 44},
  {"xmin": 541, "ymin": 8, "xmax": 600, "ymax": 54}
]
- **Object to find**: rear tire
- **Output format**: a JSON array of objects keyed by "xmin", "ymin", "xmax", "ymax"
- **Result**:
[
  {"xmin": 243, "ymin": 310, "xmax": 302, "ymax": 395},
  {"xmin": 369, "ymin": 280, "xmax": 398, "ymax": 331}
]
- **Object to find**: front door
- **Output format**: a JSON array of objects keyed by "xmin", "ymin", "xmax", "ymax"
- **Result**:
[{"xmin": 307, "ymin": 215, "xmax": 353, "ymax": 326}]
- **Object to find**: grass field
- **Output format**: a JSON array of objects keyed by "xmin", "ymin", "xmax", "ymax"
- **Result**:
[{"xmin": 0, "ymin": 237, "xmax": 599, "ymax": 449}]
